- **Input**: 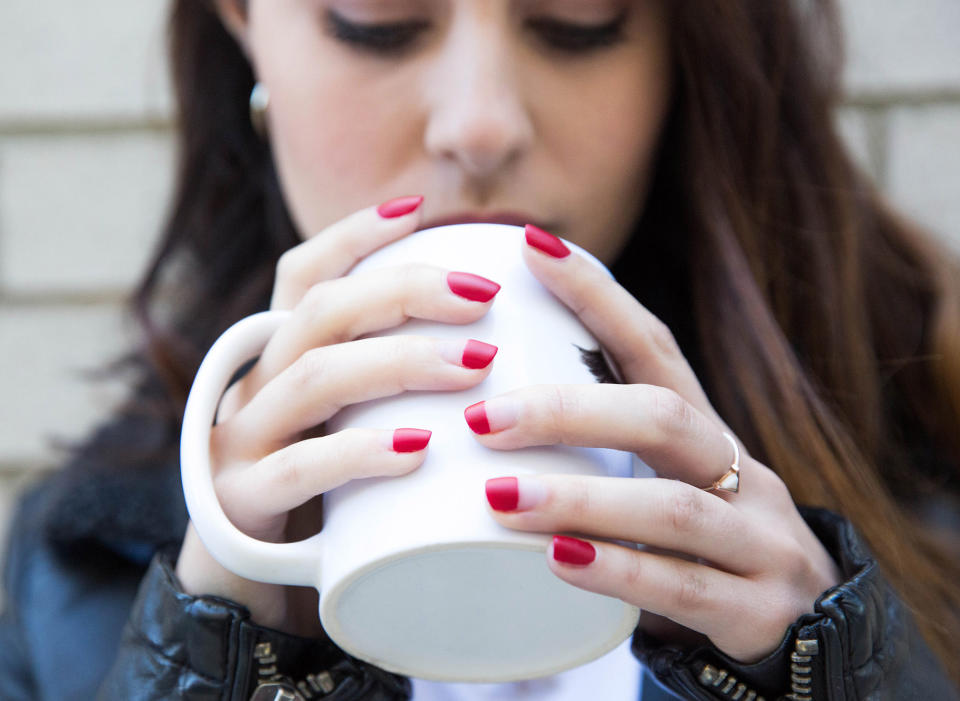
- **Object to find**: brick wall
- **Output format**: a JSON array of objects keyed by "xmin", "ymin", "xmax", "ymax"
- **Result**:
[{"xmin": 1, "ymin": 2, "xmax": 959, "ymax": 546}]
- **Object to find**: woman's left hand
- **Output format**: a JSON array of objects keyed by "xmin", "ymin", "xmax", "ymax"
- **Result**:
[{"xmin": 468, "ymin": 227, "xmax": 841, "ymax": 662}]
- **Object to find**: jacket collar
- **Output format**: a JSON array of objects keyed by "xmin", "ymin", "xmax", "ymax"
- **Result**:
[{"xmin": 42, "ymin": 413, "xmax": 188, "ymax": 563}]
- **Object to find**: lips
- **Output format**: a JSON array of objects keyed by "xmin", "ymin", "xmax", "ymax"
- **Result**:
[{"xmin": 418, "ymin": 212, "xmax": 554, "ymax": 232}]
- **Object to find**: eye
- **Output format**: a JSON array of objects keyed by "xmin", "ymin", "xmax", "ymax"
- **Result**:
[
  {"xmin": 526, "ymin": 12, "xmax": 628, "ymax": 53},
  {"xmin": 324, "ymin": 10, "xmax": 429, "ymax": 56},
  {"xmin": 323, "ymin": 9, "xmax": 628, "ymax": 58}
]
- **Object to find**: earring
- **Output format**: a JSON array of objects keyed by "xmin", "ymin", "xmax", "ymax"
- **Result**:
[{"xmin": 249, "ymin": 82, "xmax": 269, "ymax": 137}]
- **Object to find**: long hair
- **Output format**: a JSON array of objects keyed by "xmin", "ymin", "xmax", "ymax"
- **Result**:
[{"xmin": 90, "ymin": 0, "xmax": 959, "ymax": 682}]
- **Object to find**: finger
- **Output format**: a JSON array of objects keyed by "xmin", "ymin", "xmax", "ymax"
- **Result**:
[
  {"xmin": 465, "ymin": 383, "xmax": 743, "ymax": 488},
  {"xmin": 546, "ymin": 536, "xmax": 749, "ymax": 645},
  {"xmin": 521, "ymin": 226, "xmax": 719, "ymax": 423},
  {"xmin": 222, "ymin": 335, "xmax": 497, "ymax": 456},
  {"xmin": 238, "ymin": 264, "xmax": 500, "ymax": 401},
  {"xmin": 272, "ymin": 197, "xmax": 425, "ymax": 310},
  {"xmin": 485, "ymin": 475, "xmax": 759, "ymax": 574},
  {"xmin": 217, "ymin": 427, "xmax": 431, "ymax": 536}
]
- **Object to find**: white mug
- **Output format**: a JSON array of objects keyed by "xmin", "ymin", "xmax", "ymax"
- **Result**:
[{"xmin": 181, "ymin": 224, "xmax": 641, "ymax": 682}]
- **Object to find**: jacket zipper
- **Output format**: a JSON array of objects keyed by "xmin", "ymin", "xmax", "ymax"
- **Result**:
[
  {"xmin": 695, "ymin": 633, "xmax": 820, "ymax": 700},
  {"xmin": 697, "ymin": 662, "xmax": 767, "ymax": 700},
  {"xmin": 785, "ymin": 636, "xmax": 819, "ymax": 701},
  {"xmin": 249, "ymin": 641, "xmax": 337, "ymax": 701}
]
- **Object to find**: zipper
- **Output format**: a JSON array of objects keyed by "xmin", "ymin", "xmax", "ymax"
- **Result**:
[
  {"xmin": 785, "ymin": 636, "xmax": 819, "ymax": 701},
  {"xmin": 249, "ymin": 641, "xmax": 337, "ymax": 701},
  {"xmin": 695, "ymin": 632, "xmax": 819, "ymax": 700},
  {"xmin": 697, "ymin": 662, "xmax": 767, "ymax": 700}
]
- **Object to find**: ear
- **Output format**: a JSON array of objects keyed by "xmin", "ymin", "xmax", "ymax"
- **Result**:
[{"xmin": 213, "ymin": 0, "xmax": 251, "ymax": 55}]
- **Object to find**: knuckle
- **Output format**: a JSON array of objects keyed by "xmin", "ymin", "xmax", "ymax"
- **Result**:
[
  {"xmin": 781, "ymin": 541, "xmax": 820, "ymax": 585},
  {"xmin": 763, "ymin": 469, "xmax": 793, "ymax": 502},
  {"xmin": 563, "ymin": 482, "xmax": 593, "ymax": 522},
  {"xmin": 267, "ymin": 449, "xmax": 303, "ymax": 491},
  {"xmin": 335, "ymin": 223, "xmax": 366, "ymax": 262},
  {"xmin": 669, "ymin": 488, "xmax": 706, "ymax": 536},
  {"xmin": 381, "ymin": 338, "xmax": 418, "ymax": 391},
  {"xmin": 647, "ymin": 318, "xmax": 681, "ymax": 358},
  {"xmin": 673, "ymin": 570, "xmax": 708, "ymax": 610},
  {"xmin": 624, "ymin": 555, "xmax": 646, "ymax": 592},
  {"xmin": 545, "ymin": 385, "xmax": 581, "ymax": 443},
  {"xmin": 647, "ymin": 387, "xmax": 696, "ymax": 442},
  {"xmin": 301, "ymin": 280, "xmax": 327, "ymax": 309},
  {"xmin": 275, "ymin": 248, "xmax": 299, "ymax": 286},
  {"xmin": 290, "ymin": 347, "xmax": 329, "ymax": 386},
  {"xmin": 397, "ymin": 264, "xmax": 429, "ymax": 315},
  {"xmin": 299, "ymin": 282, "xmax": 339, "ymax": 334}
]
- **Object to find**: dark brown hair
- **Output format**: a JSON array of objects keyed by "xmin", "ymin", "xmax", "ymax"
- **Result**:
[{"xmin": 97, "ymin": 0, "xmax": 960, "ymax": 682}]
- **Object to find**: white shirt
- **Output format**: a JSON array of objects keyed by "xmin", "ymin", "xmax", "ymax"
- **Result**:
[{"xmin": 410, "ymin": 637, "xmax": 641, "ymax": 701}]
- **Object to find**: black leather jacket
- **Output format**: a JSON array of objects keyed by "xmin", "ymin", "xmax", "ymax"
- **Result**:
[{"xmin": 0, "ymin": 459, "xmax": 956, "ymax": 700}]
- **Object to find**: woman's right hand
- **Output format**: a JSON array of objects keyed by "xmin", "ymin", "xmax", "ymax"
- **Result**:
[{"xmin": 175, "ymin": 197, "xmax": 500, "ymax": 634}]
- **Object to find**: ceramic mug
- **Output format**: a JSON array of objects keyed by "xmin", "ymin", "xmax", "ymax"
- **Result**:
[{"xmin": 180, "ymin": 224, "xmax": 641, "ymax": 682}]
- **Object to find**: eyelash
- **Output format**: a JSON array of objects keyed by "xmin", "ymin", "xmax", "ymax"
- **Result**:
[{"xmin": 324, "ymin": 11, "xmax": 628, "ymax": 57}]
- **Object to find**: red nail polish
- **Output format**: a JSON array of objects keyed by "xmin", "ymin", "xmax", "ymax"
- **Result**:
[
  {"xmin": 552, "ymin": 536, "xmax": 595, "ymax": 565},
  {"xmin": 393, "ymin": 428, "xmax": 432, "ymax": 452},
  {"xmin": 464, "ymin": 401, "xmax": 491, "ymax": 434},
  {"xmin": 525, "ymin": 224, "xmax": 570, "ymax": 258},
  {"xmin": 486, "ymin": 477, "xmax": 518, "ymax": 511},
  {"xmin": 447, "ymin": 272, "xmax": 501, "ymax": 302},
  {"xmin": 462, "ymin": 340, "xmax": 498, "ymax": 369},
  {"xmin": 377, "ymin": 195, "xmax": 424, "ymax": 219}
]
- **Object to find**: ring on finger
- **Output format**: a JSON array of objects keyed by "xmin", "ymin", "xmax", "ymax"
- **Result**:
[{"xmin": 703, "ymin": 432, "xmax": 740, "ymax": 494}]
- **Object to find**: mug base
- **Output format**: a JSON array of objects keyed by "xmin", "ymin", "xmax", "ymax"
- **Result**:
[{"xmin": 321, "ymin": 540, "xmax": 639, "ymax": 683}]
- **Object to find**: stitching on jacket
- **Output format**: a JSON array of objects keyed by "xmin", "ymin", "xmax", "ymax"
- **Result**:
[{"xmin": 220, "ymin": 618, "xmax": 234, "ymax": 701}]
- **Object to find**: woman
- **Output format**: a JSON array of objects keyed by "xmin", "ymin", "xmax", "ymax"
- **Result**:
[{"xmin": 1, "ymin": 0, "xmax": 958, "ymax": 699}]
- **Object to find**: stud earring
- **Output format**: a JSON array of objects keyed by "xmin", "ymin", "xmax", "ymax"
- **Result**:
[{"xmin": 249, "ymin": 82, "xmax": 270, "ymax": 137}]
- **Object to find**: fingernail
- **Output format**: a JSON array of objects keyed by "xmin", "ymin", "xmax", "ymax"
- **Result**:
[
  {"xmin": 437, "ymin": 339, "xmax": 498, "ymax": 369},
  {"xmin": 552, "ymin": 535, "xmax": 595, "ymax": 565},
  {"xmin": 464, "ymin": 397, "xmax": 520, "ymax": 435},
  {"xmin": 525, "ymin": 224, "xmax": 570, "ymax": 259},
  {"xmin": 392, "ymin": 428, "xmax": 432, "ymax": 452},
  {"xmin": 486, "ymin": 476, "xmax": 548, "ymax": 512},
  {"xmin": 462, "ymin": 339, "xmax": 498, "ymax": 369},
  {"xmin": 447, "ymin": 271, "xmax": 501, "ymax": 302},
  {"xmin": 464, "ymin": 401, "xmax": 491, "ymax": 434},
  {"xmin": 377, "ymin": 195, "xmax": 424, "ymax": 219}
]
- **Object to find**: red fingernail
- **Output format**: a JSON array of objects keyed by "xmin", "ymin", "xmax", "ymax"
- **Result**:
[
  {"xmin": 464, "ymin": 401, "xmax": 491, "ymax": 434},
  {"xmin": 486, "ymin": 477, "xmax": 518, "ymax": 511},
  {"xmin": 447, "ymin": 271, "xmax": 501, "ymax": 302},
  {"xmin": 462, "ymin": 340, "xmax": 498, "ymax": 369},
  {"xmin": 525, "ymin": 224, "xmax": 570, "ymax": 258},
  {"xmin": 552, "ymin": 536, "xmax": 595, "ymax": 565},
  {"xmin": 392, "ymin": 428, "xmax": 432, "ymax": 452},
  {"xmin": 377, "ymin": 195, "xmax": 424, "ymax": 219}
]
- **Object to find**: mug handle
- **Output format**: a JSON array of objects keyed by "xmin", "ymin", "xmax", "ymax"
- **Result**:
[{"xmin": 181, "ymin": 310, "xmax": 324, "ymax": 587}]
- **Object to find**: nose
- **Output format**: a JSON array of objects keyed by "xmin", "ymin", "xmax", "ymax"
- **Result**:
[{"xmin": 423, "ymin": 22, "xmax": 534, "ymax": 179}]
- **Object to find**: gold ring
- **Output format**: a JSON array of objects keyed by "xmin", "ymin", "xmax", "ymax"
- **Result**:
[{"xmin": 705, "ymin": 432, "xmax": 740, "ymax": 494}]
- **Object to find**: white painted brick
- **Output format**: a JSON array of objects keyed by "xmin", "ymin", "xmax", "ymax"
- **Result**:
[
  {"xmin": 0, "ymin": 1, "xmax": 172, "ymax": 121},
  {"xmin": 0, "ymin": 304, "xmax": 131, "ymax": 469},
  {"xmin": 840, "ymin": 0, "xmax": 960, "ymax": 95},
  {"xmin": 835, "ymin": 106, "xmax": 876, "ymax": 180},
  {"xmin": 0, "ymin": 130, "xmax": 175, "ymax": 293},
  {"xmin": 886, "ymin": 104, "xmax": 960, "ymax": 253}
]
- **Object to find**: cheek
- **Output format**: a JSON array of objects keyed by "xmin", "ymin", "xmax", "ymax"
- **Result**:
[
  {"xmin": 554, "ymin": 66, "xmax": 670, "ymax": 259},
  {"xmin": 267, "ymin": 73, "xmax": 397, "ymax": 235},
  {"xmin": 251, "ymin": 8, "xmax": 416, "ymax": 238}
]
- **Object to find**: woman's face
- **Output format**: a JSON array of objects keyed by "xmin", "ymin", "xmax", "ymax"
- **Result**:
[{"xmin": 227, "ymin": 0, "xmax": 672, "ymax": 263}]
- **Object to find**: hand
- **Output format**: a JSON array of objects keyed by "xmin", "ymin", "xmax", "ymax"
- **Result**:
[
  {"xmin": 176, "ymin": 198, "xmax": 502, "ymax": 633},
  {"xmin": 468, "ymin": 227, "xmax": 841, "ymax": 662}
]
